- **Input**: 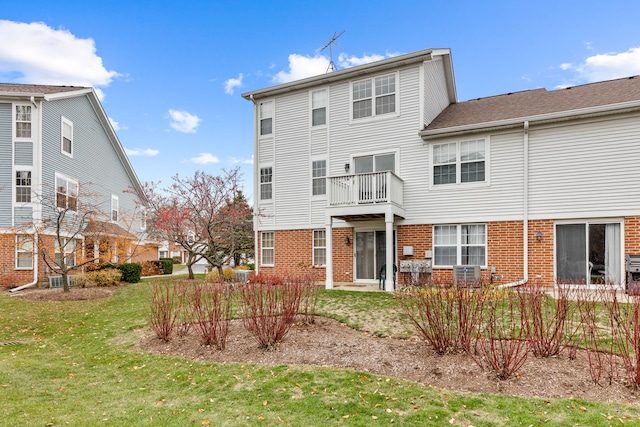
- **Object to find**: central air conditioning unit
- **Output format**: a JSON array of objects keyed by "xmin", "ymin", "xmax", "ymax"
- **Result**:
[{"xmin": 453, "ymin": 265, "xmax": 481, "ymax": 284}]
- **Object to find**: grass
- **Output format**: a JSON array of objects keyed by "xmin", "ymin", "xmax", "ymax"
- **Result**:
[{"xmin": 0, "ymin": 278, "xmax": 639, "ymax": 426}]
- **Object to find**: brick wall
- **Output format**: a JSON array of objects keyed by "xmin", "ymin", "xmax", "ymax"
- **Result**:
[
  {"xmin": 487, "ymin": 221, "xmax": 525, "ymax": 284},
  {"xmin": 528, "ymin": 219, "xmax": 555, "ymax": 285}
]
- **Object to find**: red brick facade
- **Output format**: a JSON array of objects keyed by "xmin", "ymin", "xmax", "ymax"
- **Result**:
[{"xmin": 257, "ymin": 217, "xmax": 640, "ymax": 288}]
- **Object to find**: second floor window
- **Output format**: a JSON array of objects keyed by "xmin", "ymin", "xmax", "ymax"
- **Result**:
[
  {"xmin": 15, "ymin": 105, "xmax": 32, "ymax": 138},
  {"xmin": 62, "ymin": 118, "xmax": 73, "ymax": 157},
  {"xmin": 312, "ymin": 160, "xmax": 326, "ymax": 196},
  {"xmin": 259, "ymin": 101, "xmax": 273, "ymax": 135},
  {"xmin": 433, "ymin": 139, "xmax": 486, "ymax": 185},
  {"xmin": 16, "ymin": 170, "xmax": 31, "ymax": 203},
  {"xmin": 260, "ymin": 166, "xmax": 272, "ymax": 200},
  {"xmin": 311, "ymin": 89, "xmax": 326, "ymax": 126},
  {"xmin": 56, "ymin": 175, "xmax": 78, "ymax": 211},
  {"xmin": 352, "ymin": 73, "xmax": 396, "ymax": 120},
  {"xmin": 111, "ymin": 195, "xmax": 119, "ymax": 222}
]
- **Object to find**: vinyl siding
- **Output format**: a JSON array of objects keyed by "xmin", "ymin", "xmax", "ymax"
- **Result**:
[
  {"xmin": 14, "ymin": 141, "xmax": 33, "ymax": 165},
  {"xmin": 0, "ymin": 103, "xmax": 12, "ymax": 226},
  {"xmin": 423, "ymin": 58, "xmax": 451, "ymax": 126},
  {"xmin": 40, "ymin": 96, "xmax": 141, "ymax": 224},
  {"xmin": 528, "ymin": 113, "xmax": 640, "ymax": 219},
  {"xmin": 14, "ymin": 206, "xmax": 32, "ymax": 226}
]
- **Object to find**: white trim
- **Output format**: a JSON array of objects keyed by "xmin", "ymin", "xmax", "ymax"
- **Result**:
[
  {"xmin": 258, "ymin": 164, "xmax": 274, "ymax": 202},
  {"xmin": 13, "ymin": 168, "xmax": 33, "ymax": 206},
  {"xmin": 15, "ymin": 234, "xmax": 34, "ymax": 270},
  {"xmin": 349, "ymin": 71, "xmax": 400, "ymax": 124},
  {"xmin": 310, "ymin": 88, "xmax": 328, "ymax": 128},
  {"xmin": 54, "ymin": 172, "xmax": 79, "ymax": 211},
  {"xmin": 111, "ymin": 194, "xmax": 119, "ymax": 223},
  {"xmin": 13, "ymin": 103, "xmax": 33, "ymax": 141},
  {"xmin": 310, "ymin": 157, "xmax": 327, "ymax": 198},
  {"xmin": 312, "ymin": 229, "xmax": 327, "ymax": 267},
  {"xmin": 259, "ymin": 99, "xmax": 274, "ymax": 136},
  {"xmin": 260, "ymin": 231, "xmax": 275, "ymax": 266},
  {"xmin": 429, "ymin": 136, "xmax": 490, "ymax": 190},
  {"xmin": 432, "ymin": 223, "xmax": 488, "ymax": 268}
]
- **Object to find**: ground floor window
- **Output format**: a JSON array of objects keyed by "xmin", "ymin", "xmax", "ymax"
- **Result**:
[
  {"xmin": 433, "ymin": 224, "xmax": 486, "ymax": 267},
  {"xmin": 556, "ymin": 222, "xmax": 621, "ymax": 285},
  {"xmin": 261, "ymin": 232, "xmax": 274, "ymax": 266},
  {"xmin": 16, "ymin": 235, "xmax": 33, "ymax": 269},
  {"xmin": 312, "ymin": 230, "xmax": 326, "ymax": 266},
  {"xmin": 55, "ymin": 238, "xmax": 77, "ymax": 268}
]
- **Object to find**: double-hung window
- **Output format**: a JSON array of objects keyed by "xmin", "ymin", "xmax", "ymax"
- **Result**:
[
  {"xmin": 259, "ymin": 101, "xmax": 273, "ymax": 135},
  {"xmin": 16, "ymin": 235, "xmax": 33, "ymax": 269},
  {"xmin": 62, "ymin": 117, "xmax": 73, "ymax": 157},
  {"xmin": 55, "ymin": 238, "xmax": 76, "ymax": 268},
  {"xmin": 433, "ymin": 139, "xmax": 486, "ymax": 185},
  {"xmin": 16, "ymin": 170, "xmax": 32, "ymax": 203},
  {"xmin": 260, "ymin": 166, "xmax": 273, "ymax": 200},
  {"xmin": 111, "ymin": 195, "xmax": 119, "ymax": 222},
  {"xmin": 352, "ymin": 73, "xmax": 396, "ymax": 120},
  {"xmin": 312, "ymin": 160, "xmax": 326, "ymax": 196},
  {"xmin": 434, "ymin": 224, "xmax": 487, "ymax": 267},
  {"xmin": 311, "ymin": 89, "xmax": 327, "ymax": 126},
  {"xmin": 15, "ymin": 105, "xmax": 32, "ymax": 138},
  {"xmin": 56, "ymin": 174, "xmax": 78, "ymax": 211},
  {"xmin": 261, "ymin": 231, "xmax": 274, "ymax": 266},
  {"xmin": 313, "ymin": 230, "xmax": 326, "ymax": 266}
]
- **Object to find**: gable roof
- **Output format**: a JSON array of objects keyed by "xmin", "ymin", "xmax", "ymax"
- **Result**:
[
  {"xmin": 242, "ymin": 48, "xmax": 457, "ymax": 103},
  {"xmin": 421, "ymin": 75, "xmax": 640, "ymax": 139},
  {"xmin": 0, "ymin": 83, "xmax": 147, "ymax": 203}
]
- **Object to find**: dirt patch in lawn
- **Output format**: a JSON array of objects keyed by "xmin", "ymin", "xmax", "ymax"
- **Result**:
[
  {"xmin": 139, "ymin": 316, "xmax": 640, "ymax": 404},
  {"xmin": 8, "ymin": 284, "xmax": 117, "ymax": 301}
]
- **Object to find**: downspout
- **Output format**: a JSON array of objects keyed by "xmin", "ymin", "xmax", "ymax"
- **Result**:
[
  {"xmin": 499, "ymin": 120, "xmax": 529, "ymax": 288},
  {"xmin": 249, "ymin": 94, "xmax": 259, "ymax": 276},
  {"xmin": 9, "ymin": 235, "xmax": 39, "ymax": 293}
]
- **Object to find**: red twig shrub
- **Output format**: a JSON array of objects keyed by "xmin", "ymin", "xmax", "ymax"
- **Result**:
[
  {"xmin": 474, "ymin": 292, "xmax": 530, "ymax": 380},
  {"xmin": 173, "ymin": 280, "xmax": 194, "ymax": 338},
  {"xmin": 191, "ymin": 281, "xmax": 233, "ymax": 350},
  {"xmin": 604, "ymin": 290, "xmax": 640, "ymax": 388},
  {"xmin": 396, "ymin": 283, "xmax": 485, "ymax": 355},
  {"xmin": 147, "ymin": 280, "xmax": 182, "ymax": 342},
  {"xmin": 517, "ymin": 282, "xmax": 579, "ymax": 357}
]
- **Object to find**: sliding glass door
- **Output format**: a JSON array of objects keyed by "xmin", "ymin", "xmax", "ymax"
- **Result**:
[{"xmin": 556, "ymin": 222, "xmax": 621, "ymax": 285}]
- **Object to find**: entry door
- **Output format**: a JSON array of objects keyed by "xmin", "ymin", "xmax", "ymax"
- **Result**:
[{"xmin": 355, "ymin": 230, "xmax": 395, "ymax": 281}]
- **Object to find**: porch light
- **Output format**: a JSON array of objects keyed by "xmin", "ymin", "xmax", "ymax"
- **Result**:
[
  {"xmin": 536, "ymin": 230, "xmax": 543, "ymax": 242},
  {"xmin": 344, "ymin": 163, "xmax": 350, "ymax": 173},
  {"xmin": 344, "ymin": 235, "xmax": 350, "ymax": 245}
]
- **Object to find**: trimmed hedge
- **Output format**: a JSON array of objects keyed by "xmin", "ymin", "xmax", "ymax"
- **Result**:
[
  {"xmin": 158, "ymin": 259, "xmax": 173, "ymax": 275},
  {"xmin": 118, "ymin": 263, "xmax": 142, "ymax": 283}
]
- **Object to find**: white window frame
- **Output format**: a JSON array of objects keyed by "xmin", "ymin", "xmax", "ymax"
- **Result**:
[
  {"xmin": 312, "ymin": 229, "xmax": 326, "ymax": 267},
  {"xmin": 431, "ymin": 138, "xmax": 489, "ymax": 188},
  {"xmin": 138, "ymin": 207, "xmax": 147, "ymax": 231},
  {"xmin": 311, "ymin": 89, "xmax": 327, "ymax": 126},
  {"xmin": 350, "ymin": 72, "xmax": 398, "ymax": 121},
  {"xmin": 15, "ymin": 234, "xmax": 34, "ymax": 269},
  {"xmin": 55, "ymin": 237, "xmax": 77, "ymax": 269},
  {"xmin": 111, "ymin": 195, "xmax": 119, "ymax": 222},
  {"xmin": 15, "ymin": 169, "xmax": 32, "ymax": 204},
  {"xmin": 61, "ymin": 116, "xmax": 73, "ymax": 158},
  {"xmin": 261, "ymin": 231, "xmax": 274, "ymax": 266},
  {"xmin": 259, "ymin": 100, "xmax": 273, "ymax": 136},
  {"xmin": 311, "ymin": 159, "xmax": 326, "ymax": 196},
  {"xmin": 259, "ymin": 165, "xmax": 273, "ymax": 201},
  {"xmin": 433, "ymin": 224, "xmax": 487, "ymax": 267},
  {"xmin": 55, "ymin": 173, "xmax": 79, "ymax": 211},
  {"xmin": 14, "ymin": 104, "xmax": 32, "ymax": 140}
]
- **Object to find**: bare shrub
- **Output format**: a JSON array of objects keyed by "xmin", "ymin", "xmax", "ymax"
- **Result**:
[
  {"xmin": 147, "ymin": 280, "xmax": 181, "ymax": 342},
  {"xmin": 474, "ymin": 292, "xmax": 530, "ymax": 380},
  {"xmin": 191, "ymin": 281, "xmax": 233, "ymax": 350},
  {"xmin": 605, "ymin": 290, "xmax": 640, "ymax": 388},
  {"xmin": 238, "ymin": 274, "xmax": 315, "ymax": 350},
  {"xmin": 396, "ymin": 281, "xmax": 484, "ymax": 355},
  {"xmin": 517, "ymin": 282, "xmax": 579, "ymax": 357},
  {"xmin": 173, "ymin": 280, "xmax": 194, "ymax": 338}
]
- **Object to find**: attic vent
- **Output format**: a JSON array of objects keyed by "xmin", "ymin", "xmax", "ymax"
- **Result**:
[{"xmin": 452, "ymin": 265, "xmax": 481, "ymax": 285}]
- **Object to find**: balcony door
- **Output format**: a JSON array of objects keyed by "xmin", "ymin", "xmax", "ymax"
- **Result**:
[
  {"xmin": 355, "ymin": 230, "xmax": 396, "ymax": 281},
  {"xmin": 354, "ymin": 153, "xmax": 395, "ymax": 203}
]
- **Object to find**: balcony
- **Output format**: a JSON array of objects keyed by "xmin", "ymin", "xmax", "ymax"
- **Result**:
[{"xmin": 327, "ymin": 171, "xmax": 405, "ymax": 220}]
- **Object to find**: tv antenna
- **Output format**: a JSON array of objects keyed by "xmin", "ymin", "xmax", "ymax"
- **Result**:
[{"xmin": 320, "ymin": 30, "xmax": 345, "ymax": 73}]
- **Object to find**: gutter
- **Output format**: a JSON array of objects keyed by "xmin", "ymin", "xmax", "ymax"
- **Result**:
[{"xmin": 499, "ymin": 120, "xmax": 529, "ymax": 288}]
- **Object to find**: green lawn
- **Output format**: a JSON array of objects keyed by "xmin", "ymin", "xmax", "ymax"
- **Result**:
[{"xmin": 1, "ymin": 279, "xmax": 639, "ymax": 426}]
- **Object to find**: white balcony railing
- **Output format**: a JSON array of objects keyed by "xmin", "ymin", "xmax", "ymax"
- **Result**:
[{"xmin": 328, "ymin": 171, "xmax": 404, "ymax": 207}]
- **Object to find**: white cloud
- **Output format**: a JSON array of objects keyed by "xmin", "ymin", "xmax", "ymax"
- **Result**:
[
  {"xmin": 0, "ymin": 20, "xmax": 120, "ymax": 92},
  {"xmin": 125, "ymin": 148, "xmax": 159, "ymax": 156},
  {"xmin": 563, "ymin": 47, "xmax": 640, "ymax": 83},
  {"xmin": 168, "ymin": 109, "xmax": 201, "ymax": 133},
  {"xmin": 191, "ymin": 153, "xmax": 219, "ymax": 164},
  {"xmin": 272, "ymin": 51, "xmax": 400, "ymax": 84},
  {"xmin": 559, "ymin": 63, "xmax": 572, "ymax": 71},
  {"xmin": 272, "ymin": 54, "xmax": 330, "ymax": 83},
  {"xmin": 109, "ymin": 117, "xmax": 122, "ymax": 131},
  {"xmin": 224, "ymin": 73, "xmax": 243, "ymax": 94},
  {"xmin": 229, "ymin": 155, "xmax": 253, "ymax": 165}
]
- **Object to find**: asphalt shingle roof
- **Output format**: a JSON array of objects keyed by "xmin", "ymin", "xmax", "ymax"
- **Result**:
[
  {"xmin": 0, "ymin": 83, "xmax": 88, "ymax": 95},
  {"xmin": 425, "ymin": 75, "xmax": 640, "ymax": 131}
]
